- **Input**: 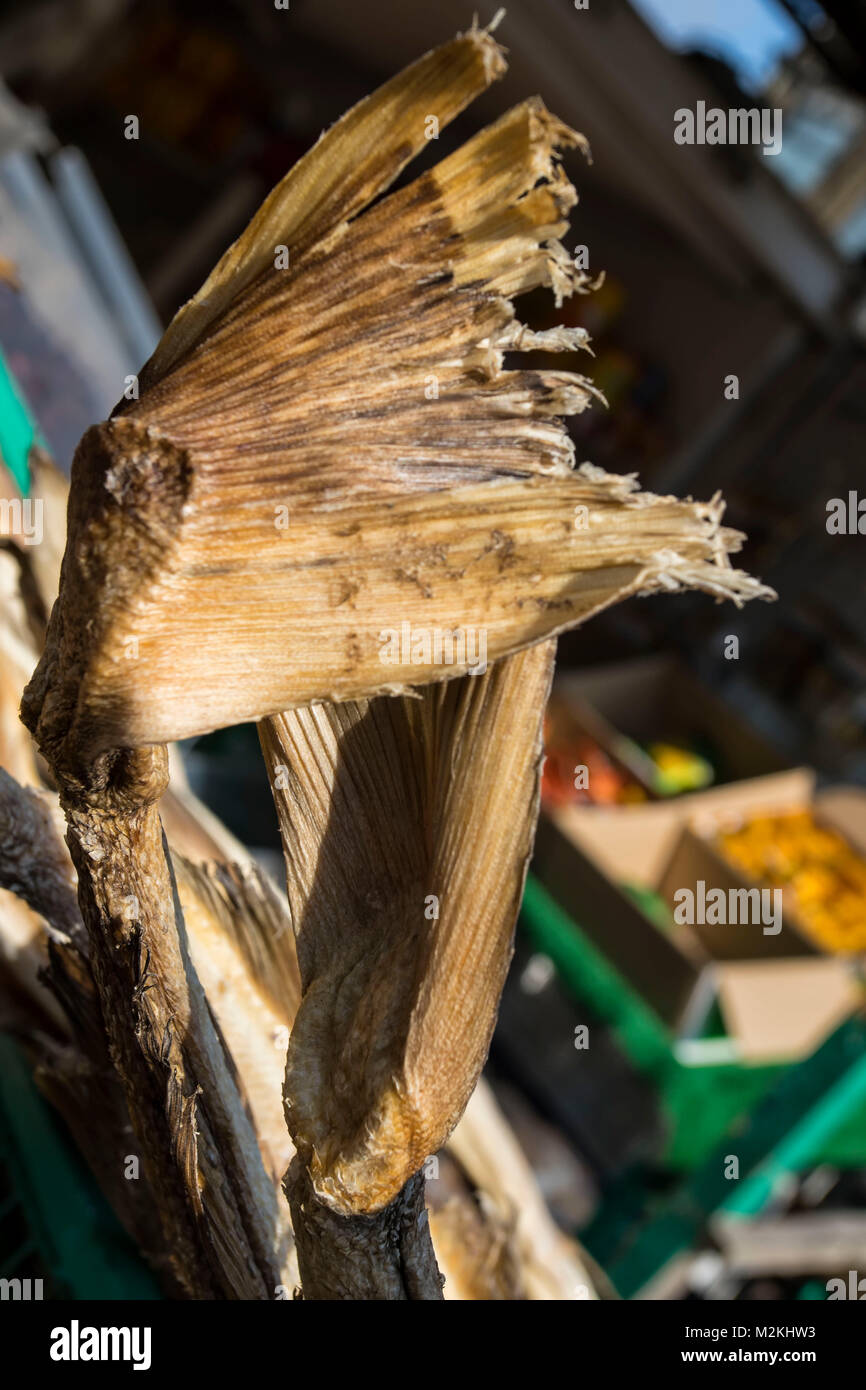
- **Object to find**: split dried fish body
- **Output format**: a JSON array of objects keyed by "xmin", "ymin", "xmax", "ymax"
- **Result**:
[
  {"xmin": 17, "ymin": 19, "xmax": 774, "ymax": 1298},
  {"xmin": 138, "ymin": 29, "xmax": 509, "ymax": 389},
  {"xmin": 262, "ymin": 641, "xmax": 553, "ymax": 1213},
  {"xmin": 173, "ymin": 856, "xmax": 300, "ymax": 1182},
  {"xmin": 23, "ymin": 34, "xmax": 769, "ymax": 773}
]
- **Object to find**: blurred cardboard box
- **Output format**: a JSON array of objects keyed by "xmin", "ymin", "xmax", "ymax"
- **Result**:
[
  {"xmin": 534, "ymin": 662, "xmax": 863, "ymax": 1061},
  {"xmin": 535, "ymin": 778, "xmax": 862, "ymax": 1062},
  {"xmin": 659, "ymin": 785, "xmax": 866, "ymax": 961},
  {"xmin": 655, "ymin": 786, "xmax": 866, "ymax": 1061},
  {"xmin": 551, "ymin": 655, "xmax": 792, "ymax": 802}
]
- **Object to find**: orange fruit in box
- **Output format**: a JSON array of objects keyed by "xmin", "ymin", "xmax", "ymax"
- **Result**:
[{"xmin": 716, "ymin": 808, "xmax": 866, "ymax": 954}]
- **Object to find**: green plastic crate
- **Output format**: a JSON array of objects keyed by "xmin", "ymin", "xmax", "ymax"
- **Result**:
[{"xmin": 520, "ymin": 875, "xmax": 866, "ymax": 1296}]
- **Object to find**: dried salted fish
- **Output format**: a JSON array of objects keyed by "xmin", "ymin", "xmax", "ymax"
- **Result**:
[{"xmin": 19, "ymin": 21, "xmax": 772, "ymax": 1299}]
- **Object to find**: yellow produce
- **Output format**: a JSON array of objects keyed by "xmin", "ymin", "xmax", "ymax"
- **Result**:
[{"xmin": 717, "ymin": 810, "xmax": 866, "ymax": 953}]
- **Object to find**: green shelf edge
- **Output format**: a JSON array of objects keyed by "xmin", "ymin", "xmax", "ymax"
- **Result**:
[
  {"xmin": 0, "ymin": 350, "xmax": 37, "ymax": 492},
  {"xmin": 520, "ymin": 874, "xmax": 783, "ymax": 1169},
  {"xmin": 520, "ymin": 874, "xmax": 866, "ymax": 1297}
]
